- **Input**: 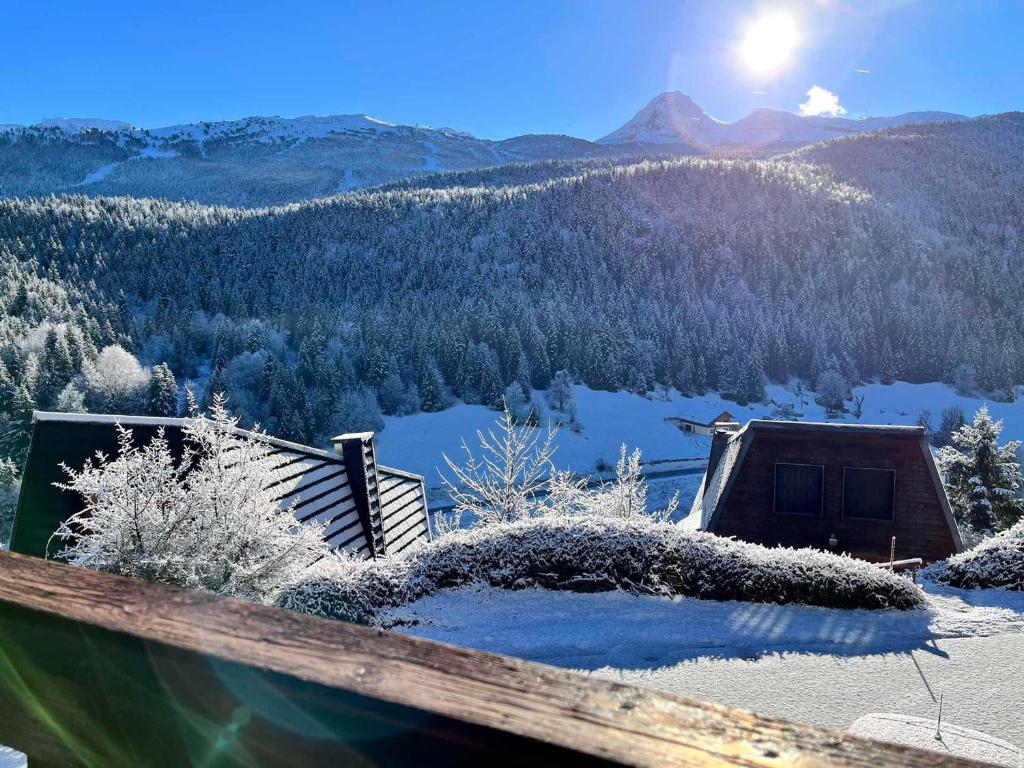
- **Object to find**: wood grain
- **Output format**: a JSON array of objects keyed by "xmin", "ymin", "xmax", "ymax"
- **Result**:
[{"xmin": 0, "ymin": 551, "xmax": 992, "ymax": 767}]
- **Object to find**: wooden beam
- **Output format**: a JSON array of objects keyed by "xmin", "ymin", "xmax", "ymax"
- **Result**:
[{"xmin": 0, "ymin": 551, "xmax": 991, "ymax": 767}]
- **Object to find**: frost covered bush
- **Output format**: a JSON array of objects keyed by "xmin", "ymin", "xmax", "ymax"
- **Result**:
[
  {"xmin": 278, "ymin": 516, "xmax": 923, "ymax": 625},
  {"xmin": 51, "ymin": 394, "xmax": 331, "ymax": 602},
  {"xmin": 546, "ymin": 446, "xmax": 678, "ymax": 522},
  {"xmin": 931, "ymin": 521, "xmax": 1024, "ymax": 590}
]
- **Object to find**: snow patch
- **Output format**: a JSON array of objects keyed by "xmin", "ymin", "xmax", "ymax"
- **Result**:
[
  {"xmin": 388, "ymin": 579, "xmax": 1024, "ymax": 668},
  {"xmin": 0, "ymin": 746, "xmax": 26, "ymax": 768}
]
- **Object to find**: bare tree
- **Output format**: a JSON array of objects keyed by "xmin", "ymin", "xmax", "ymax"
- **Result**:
[{"xmin": 440, "ymin": 405, "xmax": 558, "ymax": 526}]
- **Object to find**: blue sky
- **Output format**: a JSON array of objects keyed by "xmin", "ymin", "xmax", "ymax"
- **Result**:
[{"xmin": 2, "ymin": 0, "xmax": 1021, "ymax": 139}]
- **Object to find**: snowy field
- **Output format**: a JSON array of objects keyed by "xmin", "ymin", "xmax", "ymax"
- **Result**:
[
  {"xmin": 388, "ymin": 580, "xmax": 1024, "ymax": 750},
  {"xmin": 376, "ymin": 380, "xmax": 1024, "ymax": 510}
]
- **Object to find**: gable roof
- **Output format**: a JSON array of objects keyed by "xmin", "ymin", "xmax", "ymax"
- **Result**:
[
  {"xmin": 683, "ymin": 420, "xmax": 963, "ymax": 552},
  {"xmin": 683, "ymin": 424, "xmax": 749, "ymax": 530},
  {"xmin": 9, "ymin": 412, "xmax": 431, "ymax": 560}
]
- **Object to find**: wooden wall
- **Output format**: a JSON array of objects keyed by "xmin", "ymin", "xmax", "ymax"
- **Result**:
[{"xmin": 715, "ymin": 430, "xmax": 959, "ymax": 562}]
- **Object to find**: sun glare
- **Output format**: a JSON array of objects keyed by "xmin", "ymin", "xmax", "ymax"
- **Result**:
[{"xmin": 739, "ymin": 11, "xmax": 799, "ymax": 76}]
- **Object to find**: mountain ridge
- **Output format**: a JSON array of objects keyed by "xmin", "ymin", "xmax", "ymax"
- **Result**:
[
  {"xmin": 0, "ymin": 94, "xmax": 979, "ymax": 206},
  {"xmin": 599, "ymin": 91, "xmax": 967, "ymax": 148}
]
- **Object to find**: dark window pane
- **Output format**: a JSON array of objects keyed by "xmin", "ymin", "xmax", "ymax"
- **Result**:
[
  {"xmin": 774, "ymin": 463, "xmax": 822, "ymax": 516},
  {"xmin": 844, "ymin": 467, "xmax": 895, "ymax": 520}
]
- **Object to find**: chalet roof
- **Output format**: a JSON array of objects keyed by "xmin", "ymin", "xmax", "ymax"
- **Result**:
[
  {"xmin": 683, "ymin": 424, "xmax": 748, "ymax": 530},
  {"xmin": 744, "ymin": 419, "xmax": 925, "ymax": 437},
  {"xmin": 682, "ymin": 419, "xmax": 963, "ymax": 552},
  {"xmin": 10, "ymin": 412, "xmax": 431, "ymax": 560}
]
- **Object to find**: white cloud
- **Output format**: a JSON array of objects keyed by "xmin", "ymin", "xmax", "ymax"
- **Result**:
[
  {"xmin": 799, "ymin": 85, "xmax": 847, "ymax": 117},
  {"xmin": 854, "ymin": 68, "xmax": 871, "ymax": 74}
]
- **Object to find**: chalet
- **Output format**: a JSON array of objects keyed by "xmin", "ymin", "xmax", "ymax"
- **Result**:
[
  {"xmin": 8, "ymin": 411, "xmax": 431, "ymax": 560},
  {"xmin": 685, "ymin": 420, "xmax": 963, "ymax": 563},
  {"xmin": 666, "ymin": 409, "xmax": 736, "ymax": 436}
]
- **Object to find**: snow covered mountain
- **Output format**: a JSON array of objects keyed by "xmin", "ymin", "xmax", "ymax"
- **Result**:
[
  {"xmin": 599, "ymin": 92, "xmax": 966, "ymax": 148},
  {"xmin": 33, "ymin": 117, "xmax": 136, "ymax": 133},
  {"xmin": 0, "ymin": 95, "xmax": 969, "ymax": 206},
  {"xmin": 0, "ymin": 113, "xmax": 652, "ymax": 206}
]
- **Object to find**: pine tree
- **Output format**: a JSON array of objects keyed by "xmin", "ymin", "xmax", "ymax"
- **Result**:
[
  {"xmin": 938, "ymin": 406, "xmax": 1024, "ymax": 532},
  {"xmin": 478, "ymin": 344, "xmax": 504, "ymax": 409},
  {"xmin": 36, "ymin": 328, "xmax": 73, "ymax": 409},
  {"xmin": 417, "ymin": 353, "xmax": 446, "ymax": 412},
  {"xmin": 146, "ymin": 363, "xmax": 179, "ymax": 417}
]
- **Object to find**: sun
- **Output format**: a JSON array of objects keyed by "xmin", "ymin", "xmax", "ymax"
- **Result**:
[{"xmin": 739, "ymin": 11, "xmax": 799, "ymax": 76}]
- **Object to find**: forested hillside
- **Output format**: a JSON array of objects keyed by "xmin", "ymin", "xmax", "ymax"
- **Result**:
[
  {"xmin": 0, "ymin": 119, "xmax": 650, "ymax": 207},
  {"xmin": 0, "ymin": 114, "xmax": 1022, "ymax": 468}
]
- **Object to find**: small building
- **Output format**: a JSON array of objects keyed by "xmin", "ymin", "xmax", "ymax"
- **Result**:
[
  {"xmin": 685, "ymin": 420, "xmax": 963, "ymax": 563},
  {"xmin": 8, "ymin": 411, "xmax": 431, "ymax": 560},
  {"xmin": 666, "ymin": 409, "xmax": 736, "ymax": 436}
]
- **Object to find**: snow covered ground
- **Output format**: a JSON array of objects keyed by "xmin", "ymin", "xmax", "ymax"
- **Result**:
[
  {"xmin": 0, "ymin": 746, "xmax": 25, "ymax": 768},
  {"xmin": 376, "ymin": 380, "xmax": 1024, "ymax": 509},
  {"xmin": 848, "ymin": 713, "xmax": 1022, "ymax": 766},
  {"xmin": 388, "ymin": 580, "xmax": 1024, "ymax": 746}
]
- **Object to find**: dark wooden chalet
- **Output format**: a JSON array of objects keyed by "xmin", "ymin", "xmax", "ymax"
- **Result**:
[
  {"xmin": 8, "ymin": 411, "xmax": 431, "ymax": 560},
  {"xmin": 685, "ymin": 420, "xmax": 963, "ymax": 563}
]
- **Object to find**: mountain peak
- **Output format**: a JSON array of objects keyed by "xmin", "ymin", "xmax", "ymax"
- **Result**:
[{"xmin": 599, "ymin": 92, "xmax": 711, "ymax": 146}]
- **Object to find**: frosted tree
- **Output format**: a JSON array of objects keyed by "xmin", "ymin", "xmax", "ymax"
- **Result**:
[
  {"xmin": 938, "ymin": 406, "xmax": 1024, "ymax": 533},
  {"xmin": 82, "ymin": 345, "xmax": 149, "ymax": 413},
  {"xmin": 440, "ymin": 405, "xmax": 557, "ymax": 526},
  {"xmin": 51, "ymin": 394, "xmax": 331, "ymax": 602},
  {"xmin": 146, "ymin": 362, "xmax": 179, "ymax": 416},
  {"xmin": 934, "ymin": 406, "xmax": 966, "ymax": 448},
  {"xmin": 816, "ymin": 369, "xmax": 849, "ymax": 412},
  {"xmin": 546, "ymin": 369, "xmax": 578, "ymax": 425},
  {"xmin": 56, "ymin": 382, "xmax": 87, "ymax": 413},
  {"xmin": 586, "ymin": 445, "xmax": 678, "ymax": 523}
]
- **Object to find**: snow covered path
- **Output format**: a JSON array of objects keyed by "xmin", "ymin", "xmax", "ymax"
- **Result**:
[{"xmin": 389, "ymin": 582, "xmax": 1024, "ymax": 745}]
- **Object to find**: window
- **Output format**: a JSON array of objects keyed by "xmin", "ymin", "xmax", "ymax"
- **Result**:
[
  {"xmin": 843, "ymin": 467, "xmax": 895, "ymax": 521},
  {"xmin": 774, "ymin": 463, "xmax": 823, "ymax": 516}
]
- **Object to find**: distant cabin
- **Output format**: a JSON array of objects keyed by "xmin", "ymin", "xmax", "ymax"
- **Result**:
[
  {"xmin": 685, "ymin": 420, "xmax": 963, "ymax": 563},
  {"xmin": 8, "ymin": 412, "xmax": 431, "ymax": 560},
  {"xmin": 667, "ymin": 410, "xmax": 736, "ymax": 437}
]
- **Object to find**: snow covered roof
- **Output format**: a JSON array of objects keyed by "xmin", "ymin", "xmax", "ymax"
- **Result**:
[
  {"xmin": 10, "ymin": 412, "xmax": 431, "ymax": 561},
  {"xmin": 744, "ymin": 419, "xmax": 926, "ymax": 437},
  {"xmin": 683, "ymin": 425, "xmax": 749, "ymax": 530}
]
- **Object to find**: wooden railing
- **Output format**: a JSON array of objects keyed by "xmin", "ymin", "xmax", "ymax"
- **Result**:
[{"xmin": 0, "ymin": 551, "xmax": 989, "ymax": 767}]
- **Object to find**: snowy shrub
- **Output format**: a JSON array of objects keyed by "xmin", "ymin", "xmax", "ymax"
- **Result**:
[
  {"xmin": 546, "ymin": 446, "xmax": 678, "ymax": 522},
  {"xmin": 930, "ymin": 520, "xmax": 1024, "ymax": 590},
  {"xmin": 51, "ymin": 394, "xmax": 331, "ymax": 602},
  {"xmin": 278, "ymin": 516, "xmax": 923, "ymax": 625}
]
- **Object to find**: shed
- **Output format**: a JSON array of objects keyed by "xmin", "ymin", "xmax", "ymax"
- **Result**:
[
  {"xmin": 667, "ymin": 410, "xmax": 736, "ymax": 436},
  {"xmin": 685, "ymin": 420, "xmax": 963, "ymax": 563},
  {"xmin": 8, "ymin": 412, "xmax": 431, "ymax": 560}
]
